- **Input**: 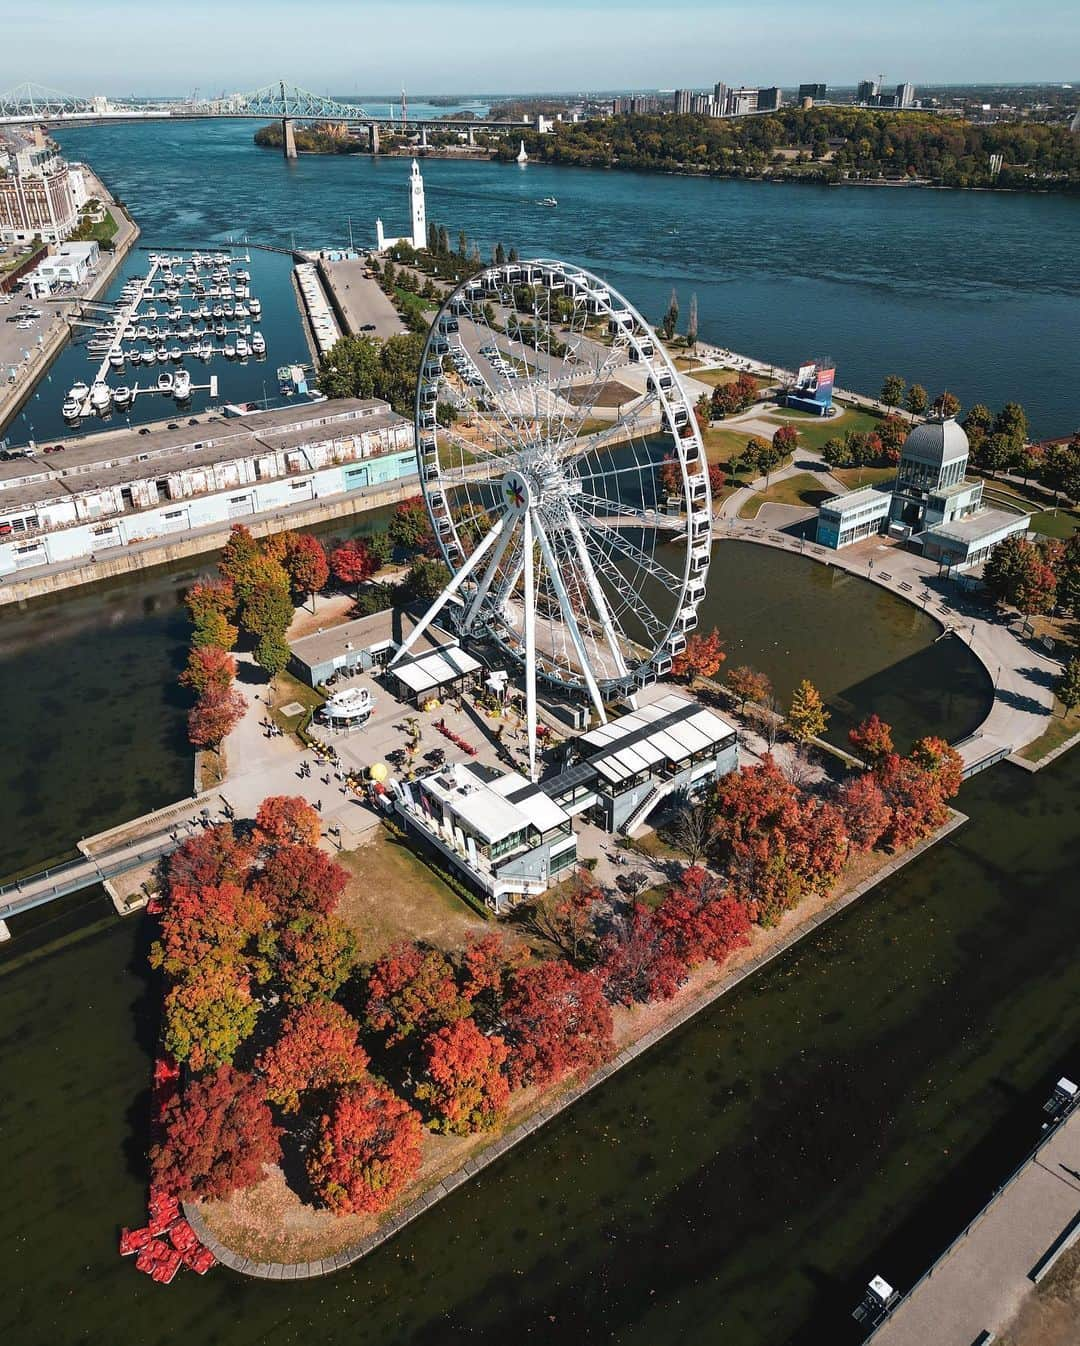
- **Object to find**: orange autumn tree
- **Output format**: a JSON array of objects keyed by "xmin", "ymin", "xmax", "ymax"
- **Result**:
[
  {"xmin": 416, "ymin": 1018, "xmax": 510, "ymax": 1135},
  {"xmin": 671, "ymin": 628, "xmax": 726, "ymax": 688},
  {"xmin": 501, "ymin": 960, "xmax": 614, "ymax": 1088},
  {"xmin": 258, "ymin": 1001, "xmax": 369, "ymax": 1114},
  {"xmin": 365, "ymin": 942, "xmax": 469, "ymax": 1045},
  {"xmin": 306, "ymin": 1078, "xmax": 423, "ymax": 1214},
  {"xmin": 253, "ymin": 795, "xmax": 321, "ymax": 849}
]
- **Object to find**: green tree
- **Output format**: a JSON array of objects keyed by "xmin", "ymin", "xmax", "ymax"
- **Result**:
[
  {"xmin": 993, "ymin": 401, "xmax": 1029, "ymax": 447},
  {"xmin": 685, "ymin": 293, "xmax": 699, "ymax": 351},
  {"xmin": 661, "ymin": 288, "xmax": 679, "ymax": 340},
  {"xmin": 983, "ymin": 432, "xmax": 1016, "ymax": 478},
  {"xmin": 494, "ymin": 241, "xmax": 507, "ymax": 265},
  {"xmin": 880, "ymin": 374, "xmax": 905, "ymax": 409},
  {"xmin": 786, "ymin": 678, "xmax": 830, "ymax": 743},
  {"xmin": 963, "ymin": 403, "xmax": 994, "ymax": 434},
  {"xmin": 255, "ymin": 631, "xmax": 291, "ymax": 681},
  {"xmin": 1056, "ymin": 658, "xmax": 1080, "ymax": 714},
  {"xmin": 905, "ymin": 383, "xmax": 928, "ymax": 419},
  {"xmin": 933, "ymin": 391, "xmax": 961, "ymax": 419}
]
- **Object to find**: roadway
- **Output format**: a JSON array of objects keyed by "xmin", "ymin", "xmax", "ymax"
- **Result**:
[{"xmin": 319, "ymin": 259, "xmax": 405, "ymax": 339}]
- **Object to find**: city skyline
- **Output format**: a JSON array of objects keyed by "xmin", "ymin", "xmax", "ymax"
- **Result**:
[{"xmin": 1, "ymin": 0, "xmax": 1077, "ymax": 95}]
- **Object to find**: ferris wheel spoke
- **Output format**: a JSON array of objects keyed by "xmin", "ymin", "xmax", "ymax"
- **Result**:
[
  {"xmin": 574, "ymin": 491, "xmax": 668, "ymax": 532},
  {"xmin": 532, "ymin": 511, "xmax": 607, "ymax": 723},
  {"xmin": 579, "ymin": 515, "xmax": 684, "ymax": 594}
]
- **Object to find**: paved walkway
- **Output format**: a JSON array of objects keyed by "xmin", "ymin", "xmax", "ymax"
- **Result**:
[{"xmin": 870, "ymin": 1105, "xmax": 1080, "ymax": 1346}]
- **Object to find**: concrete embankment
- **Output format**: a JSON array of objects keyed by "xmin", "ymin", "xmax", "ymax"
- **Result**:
[
  {"xmin": 0, "ymin": 475, "xmax": 418, "ymax": 606},
  {"xmin": 0, "ymin": 169, "xmax": 140, "ymax": 435}
]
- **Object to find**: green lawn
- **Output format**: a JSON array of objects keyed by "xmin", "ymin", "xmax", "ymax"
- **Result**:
[
  {"xmin": 831, "ymin": 465, "xmax": 897, "ymax": 491},
  {"xmin": 1027, "ymin": 508, "xmax": 1079, "ymax": 539},
  {"xmin": 761, "ymin": 404, "xmax": 883, "ymax": 452},
  {"xmin": 738, "ymin": 472, "xmax": 832, "ymax": 520},
  {"xmin": 72, "ymin": 208, "xmax": 119, "ymax": 245},
  {"xmin": 675, "ymin": 363, "xmax": 770, "ymax": 391},
  {"xmin": 1018, "ymin": 703, "xmax": 1080, "ymax": 763},
  {"xmin": 702, "ymin": 426, "xmax": 754, "ymax": 465}
]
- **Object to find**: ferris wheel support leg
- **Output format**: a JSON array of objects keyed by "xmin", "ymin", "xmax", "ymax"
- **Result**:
[
  {"xmin": 461, "ymin": 510, "xmax": 517, "ymax": 634},
  {"xmin": 522, "ymin": 510, "xmax": 538, "ymax": 784},
  {"xmin": 387, "ymin": 519, "xmax": 505, "ymax": 668},
  {"xmin": 562, "ymin": 508, "xmax": 633, "ymax": 695},
  {"xmin": 531, "ymin": 511, "xmax": 608, "ymax": 729}
]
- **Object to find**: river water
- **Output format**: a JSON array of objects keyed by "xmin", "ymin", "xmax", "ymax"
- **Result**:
[
  {"xmin": 0, "ymin": 118, "xmax": 1076, "ymax": 1346},
  {"xmin": 19, "ymin": 117, "xmax": 1075, "ymax": 444}
]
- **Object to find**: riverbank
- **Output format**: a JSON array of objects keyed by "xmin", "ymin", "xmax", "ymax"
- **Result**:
[
  {"xmin": 187, "ymin": 804, "xmax": 968, "ymax": 1277},
  {"xmin": 0, "ymin": 166, "xmax": 140, "ymax": 436}
]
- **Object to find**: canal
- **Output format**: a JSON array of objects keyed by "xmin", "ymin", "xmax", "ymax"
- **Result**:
[{"xmin": 4, "ymin": 534, "xmax": 1073, "ymax": 1346}]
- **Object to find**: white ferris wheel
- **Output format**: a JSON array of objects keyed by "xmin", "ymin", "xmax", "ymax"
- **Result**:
[{"xmin": 390, "ymin": 258, "xmax": 713, "ymax": 779}]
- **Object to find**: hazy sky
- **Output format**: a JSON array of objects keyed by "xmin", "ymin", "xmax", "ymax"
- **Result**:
[{"xmin": 2, "ymin": 0, "xmax": 1077, "ymax": 95}]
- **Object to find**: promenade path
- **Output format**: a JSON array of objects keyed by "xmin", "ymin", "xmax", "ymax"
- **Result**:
[
  {"xmin": 712, "ymin": 454, "xmax": 1059, "ymax": 765},
  {"xmin": 869, "ymin": 1105, "xmax": 1080, "ymax": 1346}
]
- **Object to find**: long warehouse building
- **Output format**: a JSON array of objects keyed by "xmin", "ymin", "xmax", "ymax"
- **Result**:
[{"xmin": 0, "ymin": 398, "xmax": 414, "ymax": 576}]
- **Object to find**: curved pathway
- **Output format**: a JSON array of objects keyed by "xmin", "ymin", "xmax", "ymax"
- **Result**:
[{"xmin": 712, "ymin": 514, "xmax": 1059, "ymax": 765}]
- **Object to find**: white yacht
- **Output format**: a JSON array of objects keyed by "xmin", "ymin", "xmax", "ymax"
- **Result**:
[
  {"xmin": 90, "ymin": 382, "xmax": 111, "ymax": 411},
  {"xmin": 173, "ymin": 369, "xmax": 192, "ymax": 399},
  {"xmin": 156, "ymin": 371, "xmax": 175, "ymax": 394},
  {"xmin": 224, "ymin": 342, "xmax": 236, "ymax": 358},
  {"xmin": 69, "ymin": 380, "xmax": 90, "ymax": 402},
  {"xmin": 62, "ymin": 396, "xmax": 81, "ymax": 419},
  {"xmin": 251, "ymin": 331, "xmax": 266, "ymax": 356},
  {"xmin": 156, "ymin": 347, "xmax": 170, "ymax": 364},
  {"xmin": 169, "ymin": 346, "xmax": 183, "ymax": 361},
  {"xmin": 248, "ymin": 297, "xmax": 262, "ymax": 319},
  {"xmin": 200, "ymin": 338, "xmax": 213, "ymax": 359},
  {"xmin": 109, "ymin": 349, "xmax": 125, "ymax": 368},
  {"xmin": 112, "ymin": 385, "xmax": 132, "ymax": 408},
  {"xmin": 236, "ymin": 337, "xmax": 250, "ymax": 359}
]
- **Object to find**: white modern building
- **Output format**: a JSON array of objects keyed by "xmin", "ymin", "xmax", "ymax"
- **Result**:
[
  {"xmin": 22, "ymin": 240, "xmax": 99, "ymax": 294},
  {"xmin": 815, "ymin": 415, "xmax": 1030, "ymax": 570},
  {"xmin": 375, "ymin": 159, "xmax": 427, "ymax": 253},
  {"xmin": 396, "ymin": 761, "xmax": 579, "ymax": 913}
]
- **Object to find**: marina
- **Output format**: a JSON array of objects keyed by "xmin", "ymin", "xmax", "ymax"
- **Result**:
[{"xmin": 62, "ymin": 250, "xmax": 264, "ymax": 420}]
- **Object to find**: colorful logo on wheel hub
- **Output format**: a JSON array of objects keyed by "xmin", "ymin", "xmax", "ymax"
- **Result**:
[{"xmin": 502, "ymin": 472, "xmax": 531, "ymax": 514}]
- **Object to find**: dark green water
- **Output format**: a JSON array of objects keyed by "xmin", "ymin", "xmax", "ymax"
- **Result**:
[
  {"xmin": 2, "ymin": 749, "xmax": 1077, "ymax": 1346},
  {"xmin": 2, "ymin": 533, "xmax": 1071, "ymax": 1346}
]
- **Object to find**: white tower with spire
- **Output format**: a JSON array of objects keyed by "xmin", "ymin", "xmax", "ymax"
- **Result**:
[
  {"xmin": 516, "ymin": 139, "xmax": 529, "ymax": 164},
  {"xmin": 409, "ymin": 158, "xmax": 426, "ymax": 249}
]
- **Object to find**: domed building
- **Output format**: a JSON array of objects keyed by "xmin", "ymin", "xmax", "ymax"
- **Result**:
[
  {"xmin": 890, "ymin": 414, "xmax": 980, "ymax": 528},
  {"xmin": 816, "ymin": 412, "xmax": 1030, "ymax": 572}
]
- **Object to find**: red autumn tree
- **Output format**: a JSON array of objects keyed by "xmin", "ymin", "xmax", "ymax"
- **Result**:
[
  {"xmin": 162, "ymin": 962, "xmax": 259, "ymax": 1071},
  {"xmin": 254, "ymin": 795, "xmax": 321, "ymax": 849},
  {"xmin": 659, "ymin": 452, "xmax": 682, "ymax": 498},
  {"xmin": 166, "ymin": 823, "xmax": 254, "ymax": 892},
  {"xmin": 416, "ymin": 1018, "xmax": 510, "ymax": 1135},
  {"xmin": 151, "ymin": 1065, "xmax": 281, "ymax": 1201},
  {"xmin": 654, "ymin": 865, "xmax": 751, "ymax": 968},
  {"xmin": 276, "ymin": 912, "xmax": 360, "ymax": 1004},
  {"xmin": 365, "ymin": 942, "xmax": 469, "ymax": 1045},
  {"xmin": 283, "ymin": 532, "xmax": 330, "ymax": 609},
  {"xmin": 257, "ymin": 1000, "xmax": 369, "ymax": 1114},
  {"xmin": 187, "ymin": 686, "xmax": 247, "ymax": 752},
  {"xmin": 849, "ymin": 714, "xmax": 895, "ymax": 766},
  {"xmin": 876, "ymin": 753, "xmax": 950, "ymax": 850},
  {"xmin": 708, "ymin": 462, "xmax": 727, "ymax": 496},
  {"xmin": 773, "ymin": 423, "xmax": 799, "ymax": 456},
  {"xmin": 329, "ymin": 539, "xmax": 377, "ymax": 596},
  {"xmin": 306, "ymin": 1078, "xmax": 423, "ymax": 1214},
  {"xmin": 712, "ymin": 756, "xmax": 850, "ymax": 924},
  {"xmin": 836, "ymin": 773, "xmax": 891, "ymax": 851},
  {"xmin": 179, "ymin": 645, "xmax": 237, "ymax": 698},
  {"xmin": 595, "ymin": 902, "xmax": 687, "ymax": 1007},
  {"xmin": 501, "ymin": 960, "xmax": 614, "ymax": 1089},
  {"xmin": 460, "ymin": 932, "xmax": 528, "ymax": 1030},
  {"xmin": 671, "ymin": 628, "xmax": 726, "ymax": 687},
  {"xmin": 150, "ymin": 880, "xmax": 270, "ymax": 977},
  {"xmin": 257, "ymin": 843, "xmax": 348, "ymax": 919}
]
